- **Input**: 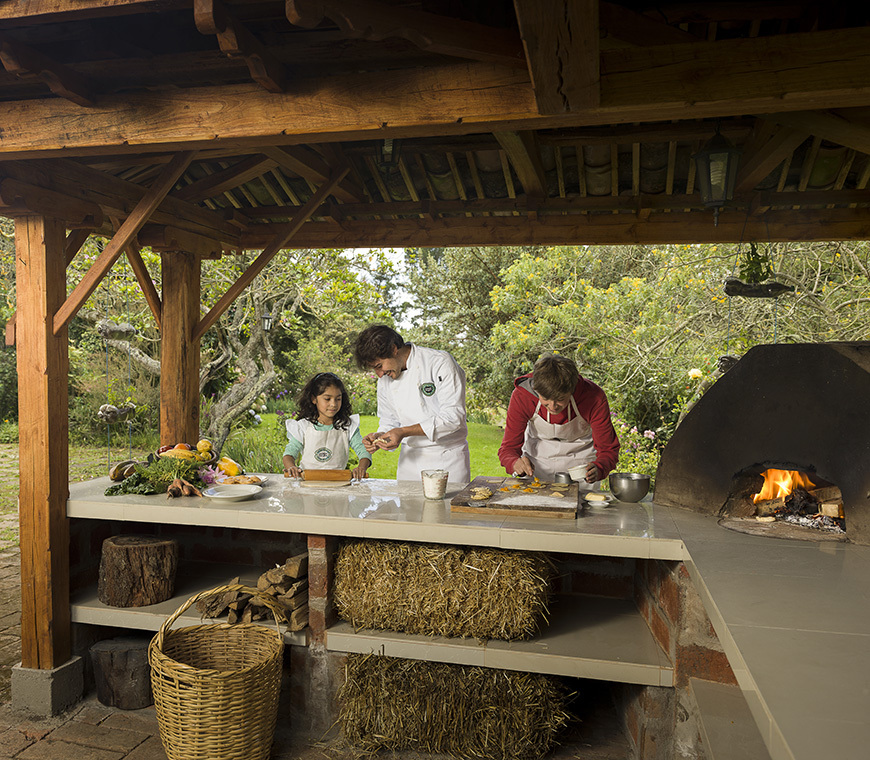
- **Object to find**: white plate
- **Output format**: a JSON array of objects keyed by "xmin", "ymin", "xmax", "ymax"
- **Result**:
[
  {"xmin": 583, "ymin": 492, "xmax": 614, "ymax": 504},
  {"xmin": 202, "ymin": 484, "xmax": 263, "ymax": 501}
]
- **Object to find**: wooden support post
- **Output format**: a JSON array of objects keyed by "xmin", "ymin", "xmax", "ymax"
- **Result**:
[
  {"xmin": 15, "ymin": 215, "xmax": 71, "ymax": 669},
  {"xmin": 160, "ymin": 251, "xmax": 201, "ymax": 446}
]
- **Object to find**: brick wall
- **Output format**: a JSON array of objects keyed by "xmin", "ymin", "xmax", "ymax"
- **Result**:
[
  {"xmin": 620, "ymin": 559, "xmax": 737, "ymax": 759},
  {"xmin": 552, "ymin": 553, "xmax": 635, "ymax": 598}
]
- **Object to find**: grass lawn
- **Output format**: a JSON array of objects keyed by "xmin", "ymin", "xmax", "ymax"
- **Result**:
[
  {"xmin": 232, "ymin": 414, "xmax": 507, "ymax": 479},
  {"xmin": 357, "ymin": 415, "xmax": 504, "ymax": 479},
  {"xmin": 0, "ymin": 417, "xmax": 508, "ymax": 549}
]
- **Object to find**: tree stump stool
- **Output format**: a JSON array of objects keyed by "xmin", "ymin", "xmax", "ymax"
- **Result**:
[
  {"xmin": 98, "ymin": 535, "xmax": 178, "ymax": 607},
  {"xmin": 89, "ymin": 636, "xmax": 153, "ymax": 709}
]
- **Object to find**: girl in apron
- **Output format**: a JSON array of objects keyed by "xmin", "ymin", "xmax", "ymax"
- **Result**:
[{"xmin": 282, "ymin": 372, "xmax": 371, "ymax": 480}]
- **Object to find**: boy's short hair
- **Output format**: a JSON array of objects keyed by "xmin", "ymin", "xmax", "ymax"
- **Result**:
[
  {"xmin": 353, "ymin": 325, "xmax": 405, "ymax": 369},
  {"xmin": 531, "ymin": 355, "xmax": 580, "ymax": 399}
]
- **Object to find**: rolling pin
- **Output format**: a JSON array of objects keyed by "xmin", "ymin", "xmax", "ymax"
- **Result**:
[{"xmin": 301, "ymin": 469, "xmax": 352, "ymax": 482}]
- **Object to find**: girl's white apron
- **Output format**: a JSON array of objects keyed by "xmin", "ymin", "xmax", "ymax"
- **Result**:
[{"xmin": 291, "ymin": 416, "xmax": 358, "ymax": 470}]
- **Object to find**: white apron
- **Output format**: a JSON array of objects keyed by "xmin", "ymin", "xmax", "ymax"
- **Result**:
[
  {"xmin": 396, "ymin": 443, "xmax": 470, "ymax": 483},
  {"xmin": 523, "ymin": 397, "xmax": 599, "ymax": 487},
  {"xmin": 291, "ymin": 417, "xmax": 354, "ymax": 470},
  {"xmin": 382, "ymin": 348, "xmax": 470, "ymax": 483}
]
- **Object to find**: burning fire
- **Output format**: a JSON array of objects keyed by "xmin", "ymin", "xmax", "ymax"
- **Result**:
[{"xmin": 753, "ymin": 469, "xmax": 816, "ymax": 503}]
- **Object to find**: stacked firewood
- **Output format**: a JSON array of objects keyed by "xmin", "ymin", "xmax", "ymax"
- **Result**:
[{"xmin": 197, "ymin": 551, "xmax": 309, "ymax": 631}]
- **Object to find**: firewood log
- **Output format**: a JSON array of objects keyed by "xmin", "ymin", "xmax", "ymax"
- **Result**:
[
  {"xmin": 89, "ymin": 637, "xmax": 153, "ymax": 710},
  {"xmin": 284, "ymin": 552, "xmax": 308, "ymax": 578},
  {"xmin": 98, "ymin": 536, "xmax": 178, "ymax": 608}
]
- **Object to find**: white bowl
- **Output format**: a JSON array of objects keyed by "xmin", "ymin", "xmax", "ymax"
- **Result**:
[{"xmin": 568, "ymin": 465, "xmax": 586, "ymax": 482}]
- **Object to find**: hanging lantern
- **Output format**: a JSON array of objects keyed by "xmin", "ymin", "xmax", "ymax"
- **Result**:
[
  {"xmin": 693, "ymin": 127, "xmax": 741, "ymax": 226},
  {"xmin": 262, "ymin": 312, "xmax": 273, "ymax": 332}
]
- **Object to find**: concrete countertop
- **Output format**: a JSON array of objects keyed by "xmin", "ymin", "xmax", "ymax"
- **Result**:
[
  {"xmin": 68, "ymin": 476, "xmax": 684, "ymax": 560},
  {"xmin": 68, "ymin": 476, "xmax": 869, "ymax": 760}
]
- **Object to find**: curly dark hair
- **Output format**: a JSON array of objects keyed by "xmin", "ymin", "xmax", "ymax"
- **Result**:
[
  {"xmin": 353, "ymin": 324, "xmax": 405, "ymax": 369},
  {"xmin": 295, "ymin": 373, "xmax": 353, "ymax": 430}
]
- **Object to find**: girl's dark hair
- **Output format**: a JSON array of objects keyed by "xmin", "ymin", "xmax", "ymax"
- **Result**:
[{"xmin": 295, "ymin": 372, "xmax": 353, "ymax": 429}]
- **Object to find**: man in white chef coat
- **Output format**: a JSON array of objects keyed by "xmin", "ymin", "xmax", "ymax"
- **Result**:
[{"xmin": 354, "ymin": 325, "xmax": 471, "ymax": 483}]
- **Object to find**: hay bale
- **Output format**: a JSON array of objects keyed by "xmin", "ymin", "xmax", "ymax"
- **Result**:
[
  {"xmin": 334, "ymin": 540, "xmax": 553, "ymax": 640},
  {"xmin": 339, "ymin": 654, "xmax": 570, "ymax": 760}
]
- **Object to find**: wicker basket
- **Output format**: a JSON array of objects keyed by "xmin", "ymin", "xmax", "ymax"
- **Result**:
[{"xmin": 149, "ymin": 584, "xmax": 285, "ymax": 760}]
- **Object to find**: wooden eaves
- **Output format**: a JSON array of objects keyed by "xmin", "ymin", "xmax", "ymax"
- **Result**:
[{"xmin": 3, "ymin": 0, "xmax": 870, "ymax": 681}]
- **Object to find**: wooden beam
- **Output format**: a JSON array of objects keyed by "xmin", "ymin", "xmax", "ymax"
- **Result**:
[
  {"xmin": 261, "ymin": 146, "xmax": 362, "ymax": 203},
  {"xmin": 0, "ymin": 33, "xmax": 96, "ymax": 106},
  {"xmin": 173, "ymin": 154, "xmax": 277, "ymax": 203},
  {"xmin": 735, "ymin": 126, "xmax": 808, "ymax": 193},
  {"xmin": 52, "ymin": 151, "xmax": 194, "ymax": 335},
  {"xmin": 236, "ymin": 206, "xmax": 870, "ymax": 247},
  {"xmin": 0, "ymin": 159, "xmax": 241, "ymax": 243},
  {"xmin": 242, "ymin": 193, "xmax": 710, "ymax": 219},
  {"xmin": 125, "ymin": 243, "xmax": 162, "ymax": 328},
  {"xmin": 494, "ymin": 131, "xmax": 547, "ymax": 198},
  {"xmin": 287, "ymin": 0, "xmax": 526, "ymax": 69},
  {"xmin": 16, "ymin": 215, "xmax": 70, "ymax": 669},
  {"xmin": 138, "ymin": 223, "xmax": 226, "ymax": 258},
  {"xmin": 761, "ymin": 109, "xmax": 870, "ymax": 157},
  {"xmin": 513, "ymin": 0, "xmax": 600, "ymax": 113},
  {"xmin": 160, "ymin": 250, "xmax": 200, "ymax": 446},
  {"xmin": 193, "ymin": 167, "xmax": 349, "ymax": 342},
  {"xmin": 3, "ymin": 24, "xmax": 870, "ymax": 158},
  {"xmin": 0, "ymin": 178, "xmax": 104, "ymax": 226},
  {"xmin": 194, "ymin": 0, "xmax": 288, "ymax": 93},
  {"xmin": 0, "ymin": 1, "xmax": 187, "ymax": 25}
]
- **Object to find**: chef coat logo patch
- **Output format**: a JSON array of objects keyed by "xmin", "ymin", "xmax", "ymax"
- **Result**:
[
  {"xmin": 314, "ymin": 447, "xmax": 332, "ymax": 462},
  {"xmin": 420, "ymin": 382, "xmax": 436, "ymax": 397}
]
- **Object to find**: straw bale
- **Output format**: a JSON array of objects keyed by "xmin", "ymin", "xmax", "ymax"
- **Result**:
[
  {"xmin": 334, "ymin": 540, "xmax": 553, "ymax": 640},
  {"xmin": 339, "ymin": 653, "xmax": 570, "ymax": 760}
]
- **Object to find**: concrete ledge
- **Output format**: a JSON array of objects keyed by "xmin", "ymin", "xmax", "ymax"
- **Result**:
[{"xmin": 12, "ymin": 656, "xmax": 84, "ymax": 716}]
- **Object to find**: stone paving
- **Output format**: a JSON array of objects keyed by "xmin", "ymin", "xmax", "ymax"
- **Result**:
[
  {"xmin": 0, "ymin": 519, "xmax": 622, "ymax": 760},
  {"xmin": 0, "ymin": 538, "xmax": 343, "ymax": 760}
]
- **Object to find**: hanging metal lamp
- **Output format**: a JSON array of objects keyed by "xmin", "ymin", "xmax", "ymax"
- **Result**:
[{"xmin": 693, "ymin": 126, "xmax": 741, "ymax": 226}]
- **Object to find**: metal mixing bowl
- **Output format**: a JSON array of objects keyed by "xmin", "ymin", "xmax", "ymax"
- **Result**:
[
  {"xmin": 608, "ymin": 472, "xmax": 650, "ymax": 502},
  {"xmin": 554, "ymin": 472, "xmax": 572, "ymax": 483}
]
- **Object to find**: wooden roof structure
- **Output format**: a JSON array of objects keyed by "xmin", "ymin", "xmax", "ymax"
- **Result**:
[
  {"xmin": 2, "ymin": 0, "xmax": 870, "ymax": 252},
  {"xmin": 7, "ymin": 0, "xmax": 870, "ymax": 692}
]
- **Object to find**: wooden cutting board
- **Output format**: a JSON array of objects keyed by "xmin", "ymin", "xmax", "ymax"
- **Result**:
[{"xmin": 451, "ymin": 476, "xmax": 578, "ymax": 519}]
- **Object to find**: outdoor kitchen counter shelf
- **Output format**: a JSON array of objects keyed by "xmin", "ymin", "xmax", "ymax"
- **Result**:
[{"xmin": 67, "ymin": 477, "xmax": 683, "ymax": 561}]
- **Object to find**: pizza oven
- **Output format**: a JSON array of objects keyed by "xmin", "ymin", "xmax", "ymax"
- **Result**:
[{"xmin": 655, "ymin": 342, "xmax": 870, "ymax": 545}]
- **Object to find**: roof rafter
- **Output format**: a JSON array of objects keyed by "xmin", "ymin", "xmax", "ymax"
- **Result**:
[
  {"xmin": 599, "ymin": 1, "xmax": 699, "ymax": 46},
  {"xmin": 173, "ymin": 154, "xmax": 278, "ymax": 203},
  {"xmin": 494, "ymin": 131, "xmax": 547, "ymax": 198},
  {"xmin": 195, "ymin": 0, "xmax": 288, "ymax": 93},
  {"xmin": 261, "ymin": 146, "xmax": 363, "ymax": 203},
  {"xmin": 53, "ymin": 151, "xmax": 195, "ymax": 335},
  {"xmin": 0, "ymin": 33, "xmax": 96, "ymax": 106},
  {"xmin": 761, "ymin": 108, "xmax": 870, "ymax": 156},
  {"xmin": 735, "ymin": 124, "xmax": 809, "ymax": 193},
  {"xmin": 286, "ymin": 0, "xmax": 526, "ymax": 69}
]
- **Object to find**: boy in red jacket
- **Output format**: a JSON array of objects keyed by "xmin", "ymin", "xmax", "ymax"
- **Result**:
[{"xmin": 498, "ymin": 355, "xmax": 620, "ymax": 485}]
